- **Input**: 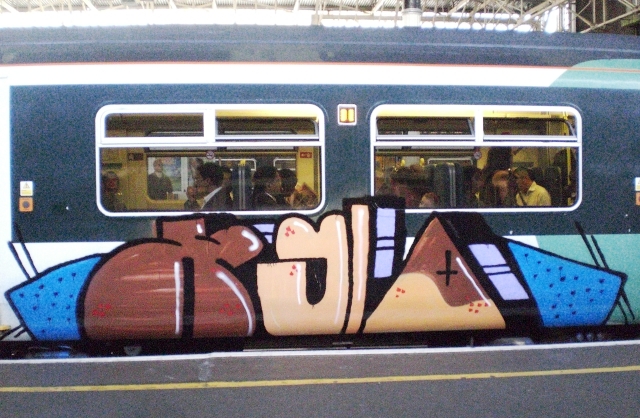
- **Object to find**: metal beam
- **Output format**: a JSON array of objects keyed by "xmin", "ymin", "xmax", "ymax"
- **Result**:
[
  {"xmin": 0, "ymin": 0, "xmax": 19, "ymax": 12},
  {"xmin": 81, "ymin": 0, "xmax": 98, "ymax": 11},
  {"xmin": 372, "ymin": 0, "xmax": 385, "ymax": 12},
  {"xmin": 580, "ymin": 4, "xmax": 640, "ymax": 32},
  {"xmin": 0, "ymin": 0, "xmax": 637, "ymax": 34}
]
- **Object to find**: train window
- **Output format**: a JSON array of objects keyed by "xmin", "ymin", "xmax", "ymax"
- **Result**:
[
  {"xmin": 483, "ymin": 109, "xmax": 576, "ymax": 140},
  {"xmin": 371, "ymin": 105, "xmax": 580, "ymax": 211},
  {"xmin": 96, "ymin": 104, "xmax": 324, "ymax": 216},
  {"xmin": 377, "ymin": 117, "xmax": 474, "ymax": 138},
  {"xmin": 217, "ymin": 118, "xmax": 317, "ymax": 137},
  {"xmin": 105, "ymin": 113, "xmax": 204, "ymax": 139}
]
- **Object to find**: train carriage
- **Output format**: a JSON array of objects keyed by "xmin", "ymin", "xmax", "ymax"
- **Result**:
[{"xmin": 1, "ymin": 25, "xmax": 640, "ymax": 354}]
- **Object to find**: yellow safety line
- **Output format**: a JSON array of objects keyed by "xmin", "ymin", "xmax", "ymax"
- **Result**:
[{"xmin": 1, "ymin": 364, "xmax": 640, "ymax": 393}]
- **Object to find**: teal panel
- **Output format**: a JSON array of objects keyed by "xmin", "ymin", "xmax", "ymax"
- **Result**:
[{"xmin": 551, "ymin": 60, "xmax": 640, "ymax": 90}]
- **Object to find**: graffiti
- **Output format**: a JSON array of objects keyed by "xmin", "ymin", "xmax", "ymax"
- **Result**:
[{"xmin": 3, "ymin": 197, "xmax": 632, "ymax": 343}]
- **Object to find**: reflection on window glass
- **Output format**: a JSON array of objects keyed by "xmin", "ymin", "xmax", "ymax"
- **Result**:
[
  {"xmin": 217, "ymin": 118, "xmax": 316, "ymax": 136},
  {"xmin": 373, "ymin": 107, "xmax": 579, "ymax": 210},
  {"xmin": 482, "ymin": 110, "xmax": 576, "ymax": 137},
  {"xmin": 375, "ymin": 146, "xmax": 578, "ymax": 209},
  {"xmin": 100, "ymin": 148, "xmax": 322, "ymax": 213},
  {"xmin": 377, "ymin": 117, "xmax": 473, "ymax": 136},
  {"xmin": 484, "ymin": 118, "xmax": 574, "ymax": 136},
  {"xmin": 105, "ymin": 113, "xmax": 204, "ymax": 138},
  {"xmin": 99, "ymin": 111, "xmax": 322, "ymax": 213}
]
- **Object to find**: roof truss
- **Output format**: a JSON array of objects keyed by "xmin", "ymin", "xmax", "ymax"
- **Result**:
[{"xmin": 0, "ymin": 0, "xmax": 638, "ymax": 32}]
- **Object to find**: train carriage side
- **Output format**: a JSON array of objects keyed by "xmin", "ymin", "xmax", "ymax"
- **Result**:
[{"xmin": 0, "ymin": 27, "xmax": 640, "ymax": 352}]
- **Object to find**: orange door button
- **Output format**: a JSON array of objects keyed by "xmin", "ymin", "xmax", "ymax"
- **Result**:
[{"xmin": 19, "ymin": 197, "xmax": 33, "ymax": 212}]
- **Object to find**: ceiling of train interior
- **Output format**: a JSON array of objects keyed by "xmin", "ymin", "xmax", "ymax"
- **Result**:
[{"xmin": 0, "ymin": 0, "xmax": 638, "ymax": 33}]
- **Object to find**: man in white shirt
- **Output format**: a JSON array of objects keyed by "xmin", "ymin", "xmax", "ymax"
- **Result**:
[{"xmin": 514, "ymin": 167, "xmax": 551, "ymax": 207}]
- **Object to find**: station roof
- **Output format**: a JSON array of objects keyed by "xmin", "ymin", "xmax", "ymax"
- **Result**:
[{"xmin": 0, "ymin": 0, "xmax": 638, "ymax": 33}]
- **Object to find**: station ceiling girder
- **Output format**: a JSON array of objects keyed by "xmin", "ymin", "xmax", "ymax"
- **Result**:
[{"xmin": 0, "ymin": 0, "xmax": 638, "ymax": 33}]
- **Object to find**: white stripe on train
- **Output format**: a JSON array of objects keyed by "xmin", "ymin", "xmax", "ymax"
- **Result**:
[{"xmin": 1, "ymin": 62, "xmax": 567, "ymax": 87}]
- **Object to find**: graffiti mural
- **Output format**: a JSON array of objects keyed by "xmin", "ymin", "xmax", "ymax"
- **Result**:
[{"xmin": 3, "ymin": 197, "xmax": 633, "ymax": 343}]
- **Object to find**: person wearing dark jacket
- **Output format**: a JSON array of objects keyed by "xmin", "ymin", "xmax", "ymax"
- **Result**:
[
  {"xmin": 196, "ymin": 162, "xmax": 232, "ymax": 211},
  {"xmin": 251, "ymin": 166, "xmax": 282, "ymax": 210},
  {"xmin": 147, "ymin": 158, "xmax": 173, "ymax": 200}
]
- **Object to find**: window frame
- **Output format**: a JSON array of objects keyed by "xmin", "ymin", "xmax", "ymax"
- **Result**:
[
  {"xmin": 96, "ymin": 103, "xmax": 325, "ymax": 217},
  {"xmin": 370, "ymin": 104, "xmax": 582, "ymax": 213}
]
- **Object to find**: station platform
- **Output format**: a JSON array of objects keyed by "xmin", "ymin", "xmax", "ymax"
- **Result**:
[{"xmin": 0, "ymin": 340, "xmax": 639, "ymax": 417}]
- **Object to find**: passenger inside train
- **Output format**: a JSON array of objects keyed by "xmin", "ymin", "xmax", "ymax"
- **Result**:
[
  {"xmin": 101, "ymin": 171, "xmax": 127, "ymax": 212},
  {"xmin": 183, "ymin": 186, "xmax": 199, "ymax": 211},
  {"xmin": 97, "ymin": 105, "xmax": 324, "ymax": 214},
  {"xmin": 514, "ymin": 167, "xmax": 552, "ymax": 207},
  {"xmin": 147, "ymin": 158, "xmax": 174, "ymax": 200},
  {"xmin": 373, "ymin": 105, "xmax": 579, "ymax": 210},
  {"xmin": 389, "ymin": 166, "xmax": 429, "ymax": 209},
  {"xmin": 97, "ymin": 104, "xmax": 578, "ymax": 214},
  {"xmin": 251, "ymin": 166, "xmax": 283, "ymax": 210},
  {"xmin": 278, "ymin": 168, "xmax": 298, "ymax": 206},
  {"xmin": 290, "ymin": 184, "xmax": 319, "ymax": 209},
  {"xmin": 196, "ymin": 162, "xmax": 232, "ymax": 211}
]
